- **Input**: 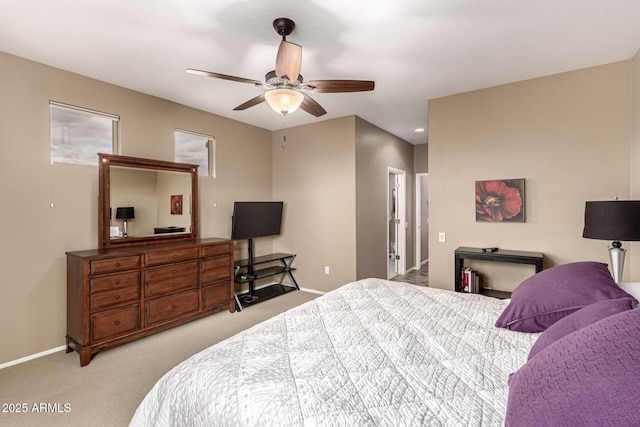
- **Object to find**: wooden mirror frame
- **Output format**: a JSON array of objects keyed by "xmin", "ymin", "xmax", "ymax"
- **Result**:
[{"xmin": 98, "ymin": 153, "xmax": 198, "ymax": 248}]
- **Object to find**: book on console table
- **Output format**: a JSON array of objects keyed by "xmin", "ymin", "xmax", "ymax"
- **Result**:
[{"xmin": 461, "ymin": 267, "xmax": 480, "ymax": 293}]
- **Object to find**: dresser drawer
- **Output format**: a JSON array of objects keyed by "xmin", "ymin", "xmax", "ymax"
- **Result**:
[
  {"xmin": 145, "ymin": 272, "xmax": 198, "ymax": 298},
  {"xmin": 90, "ymin": 271, "xmax": 140, "ymax": 294},
  {"xmin": 145, "ymin": 291, "xmax": 199, "ymax": 326},
  {"xmin": 201, "ymin": 243, "xmax": 232, "ymax": 258},
  {"xmin": 201, "ymin": 266, "xmax": 231, "ymax": 284},
  {"xmin": 202, "ymin": 254, "xmax": 231, "ymax": 270},
  {"xmin": 90, "ymin": 256, "xmax": 141, "ymax": 275},
  {"xmin": 202, "ymin": 283, "xmax": 229, "ymax": 309},
  {"xmin": 144, "ymin": 247, "xmax": 199, "ymax": 267},
  {"xmin": 90, "ymin": 285, "xmax": 140, "ymax": 310},
  {"xmin": 144, "ymin": 261, "xmax": 198, "ymax": 285},
  {"xmin": 91, "ymin": 305, "xmax": 140, "ymax": 343},
  {"xmin": 201, "ymin": 255, "xmax": 231, "ymax": 283}
]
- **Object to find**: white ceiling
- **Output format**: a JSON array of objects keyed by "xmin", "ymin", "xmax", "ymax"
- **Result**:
[{"xmin": 2, "ymin": 0, "xmax": 640, "ymax": 145}]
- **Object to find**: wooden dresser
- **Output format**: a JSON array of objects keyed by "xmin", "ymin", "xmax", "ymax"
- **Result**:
[{"xmin": 66, "ymin": 237, "xmax": 234, "ymax": 366}]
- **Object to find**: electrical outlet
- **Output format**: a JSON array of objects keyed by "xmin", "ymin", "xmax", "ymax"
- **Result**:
[
  {"xmin": 438, "ymin": 232, "xmax": 446, "ymax": 243},
  {"xmin": 324, "ymin": 266, "xmax": 330, "ymax": 275}
]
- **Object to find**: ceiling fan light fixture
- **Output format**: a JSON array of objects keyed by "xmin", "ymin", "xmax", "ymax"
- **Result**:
[
  {"xmin": 265, "ymin": 88, "xmax": 304, "ymax": 115},
  {"xmin": 188, "ymin": 18, "xmax": 373, "ymax": 118}
]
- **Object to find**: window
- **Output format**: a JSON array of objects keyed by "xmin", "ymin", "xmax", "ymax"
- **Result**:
[
  {"xmin": 50, "ymin": 102, "xmax": 119, "ymax": 165},
  {"xmin": 175, "ymin": 130, "xmax": 215, "ymax": 177}
]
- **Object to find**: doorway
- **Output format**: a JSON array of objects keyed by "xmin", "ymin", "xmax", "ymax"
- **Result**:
[
  {"xmin": 415, "ymin": 173, "xmax": 429, "ymax": 270},
  {"xmin": 388, "ymin": 168, "xmax": 406, "ymax": 279}
]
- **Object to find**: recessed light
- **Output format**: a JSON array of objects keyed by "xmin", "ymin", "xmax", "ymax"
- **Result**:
[{"xmin": 414, "ymin": 128, "xmax": 425, "ymax": 133}]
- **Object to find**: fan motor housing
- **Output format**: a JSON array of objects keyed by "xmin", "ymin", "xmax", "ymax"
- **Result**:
[{"xmin": 273, "ymin": 18, "xmax": 295, "ymax": 38}]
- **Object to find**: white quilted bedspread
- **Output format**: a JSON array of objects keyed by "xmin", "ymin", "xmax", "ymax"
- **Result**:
[{"xmin": 130, "ymin": 278, "xmax": 538, "ymax": 427}]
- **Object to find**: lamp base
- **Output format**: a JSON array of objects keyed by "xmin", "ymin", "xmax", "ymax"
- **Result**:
[
  {"xmin": 609, "ymin": 244, "xmax": 625, "ymax": 284},
  {"xmin": 123, "ymin": 220, "xmax": 128, "ymax": 238}
]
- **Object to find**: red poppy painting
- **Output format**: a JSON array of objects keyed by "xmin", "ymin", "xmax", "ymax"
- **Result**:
[
  {"xmin": 475, "ymin": 179, "xmax": 525, "ymax": 222},
  {"xmin": 171, "ymin": 195, "xmax": 183, "ymax": 215}
]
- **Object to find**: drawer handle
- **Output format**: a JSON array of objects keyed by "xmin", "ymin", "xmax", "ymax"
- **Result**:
[
  {"xmin": 115, "ymin": 280, "xmax": 120, "ymax": 285},
  {"xmin": 171, "ymin": 304, "xmax": 177, "ymax": 310},
  {"xmin": 115, "ymin": 295, "xmax": 120, "ymax": 300},
  {"xmin": 172, "ymin": 270, "xmax": 177, "ymax": 274},
  {"xmin": 114, "ymin": 320, "xmax": 120, "ymax": 325},
  {"xmin": 216, "ymin": 293, "xmax": 220, "ymax": 297},
  {"xmin": 172, "ymin": 283, "xmax": 177, "ymax": 287},
  {"xmin": 115, "ymin": 263, "xmax": 121, "ymax": 267},
  {"xmin": 173, "ymin": 255, "xmax": 178, "ymax": 259}
]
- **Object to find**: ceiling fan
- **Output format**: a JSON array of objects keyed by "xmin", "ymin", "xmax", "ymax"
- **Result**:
[{"xmin": 186, "ymin": 17, "xmax": 375, "ymax": 117}]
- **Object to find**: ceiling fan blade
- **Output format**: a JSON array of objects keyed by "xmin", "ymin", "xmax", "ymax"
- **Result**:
[
  {"xmin": 275, "ymin": 41, "xmax": 302, "ymax": 81},
  {"xmin": 299, "ymin": 93, "xmax": 327, "ymax": 117},
  {"xmin": 186, "ymin": 68, "xmax": 262, "ymax": 85},
  {"xmin": 233, "ymin": 94, "xmax": 266, "ymax": 111},
  {"xmin": 302, "ymin": 80, "xmax": 375, "ymax": 93}
]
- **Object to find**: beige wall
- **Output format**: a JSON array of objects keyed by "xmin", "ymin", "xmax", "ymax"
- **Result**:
[
  {"xmin": 630, "ymin": 49, "xmax": 640, "ymax": 279},
  {"xmin": 0, "ymin": 51, "xmax": 273, "ymax": 365},
  {"xmin": 428, "ymin": 61, "xmax": 632, "ymax": 291},
  {"xmin": 271, "ymin": 117, "xmax": 358, "ymax": 292},
  {"xmin": 355, "ymin": 117, "xmax": 415, "ymax": 279},
  {"xmin": 414, "ymin": 143, "xmax": 428, "ymax": 173}
]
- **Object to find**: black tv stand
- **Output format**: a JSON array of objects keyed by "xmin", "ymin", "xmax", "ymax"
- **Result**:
[{"xmin": 233, "ymin": 239, "xmax": 299, "ymax": 310}]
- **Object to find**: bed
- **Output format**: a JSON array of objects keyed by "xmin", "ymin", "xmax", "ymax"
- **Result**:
[
  {"xmin": 130, "ymin": 263, "xmax": 640, "ymax": 427},
  {"xmin": 130, "ymin": 278, "xmax": 539, "ymax": 426}
]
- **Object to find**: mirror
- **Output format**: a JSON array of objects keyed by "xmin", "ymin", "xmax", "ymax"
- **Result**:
[{"xmin": 99, "ymin": 153, "xmax": 198, "ymax": 247}]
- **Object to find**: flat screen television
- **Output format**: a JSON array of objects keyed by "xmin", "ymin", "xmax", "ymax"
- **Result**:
[{"xmin": 231, "ymin": 201, "xmax": 284, "ymax": 240}]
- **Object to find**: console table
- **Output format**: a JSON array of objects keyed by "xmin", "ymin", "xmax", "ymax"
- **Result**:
[
  {"xmin": 234, "ymin": 253, "xmax": 299, "ymax": 310},
  {"xmin": 454, "ymin": 247, "xmax": 544, "ymax": 298}
]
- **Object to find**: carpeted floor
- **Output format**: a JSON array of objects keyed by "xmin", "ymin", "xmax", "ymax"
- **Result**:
[{"xmin": 0, "ymin": 290, "xmax": 319, "ymax": 427}]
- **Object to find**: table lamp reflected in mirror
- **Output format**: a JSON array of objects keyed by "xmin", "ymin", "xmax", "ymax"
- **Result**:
[{"xmin": 115, "ymin": 206, "xmax": 135, "ymax": 238}]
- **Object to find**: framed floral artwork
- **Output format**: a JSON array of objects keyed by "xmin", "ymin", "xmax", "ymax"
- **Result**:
[
  {"xmin": 171, "ymin": 194, "xmax": 183, "ymax": 215},
  {"xmin": 475, "ymin": 179, "xmax": 525, "ymax": 222}
]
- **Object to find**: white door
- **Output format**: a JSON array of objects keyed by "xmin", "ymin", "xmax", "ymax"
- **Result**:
[
  {"xmin": 415, "ymin": 173, "xmax": 429, "ymax": 268},
  {"xmin": 388, "ymin": 168, "xmax": 406, "ymax": 278}
]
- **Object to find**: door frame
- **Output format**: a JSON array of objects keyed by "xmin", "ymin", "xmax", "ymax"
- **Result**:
[{"xmin": 387, "ymin": 167, "xmax": 406, "ymax": 278}]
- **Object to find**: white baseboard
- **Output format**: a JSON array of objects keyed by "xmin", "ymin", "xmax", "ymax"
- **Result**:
[
  {"xmin": 298, "ymin": 287, "xmax": 326, "ymax": 295},
  {"xmin": 0, "ymin": 345, "xmax": 66, "ymax": 370}
]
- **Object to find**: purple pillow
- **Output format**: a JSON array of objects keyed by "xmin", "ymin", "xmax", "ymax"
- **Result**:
[
  {"xmin": 495, "ymin": 262, "xmax": 636, "ymax": 332},
  {"xmin": 527, "ymin": 297, "xmax": 636, "ymax": 360},
  {"xmin": 505, "ymin": 309, "xmax": 640, "ymax": 427}
]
